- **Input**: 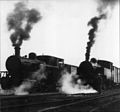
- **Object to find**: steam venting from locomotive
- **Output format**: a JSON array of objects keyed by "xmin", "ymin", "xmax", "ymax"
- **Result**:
[
  {"xmin": 59, "ymin": 69, "xmax": 97, "ymax": 94},
  {"xmin": 14, "ymin": 64, "xmax": 46, "ymax": 95},
  {"xmin": 7, "ymin": 2, "xmax": 41, "ymax": 56},
  {"xmin": 85, "ymin": 0, "xmax": 118, "ymax": 61}
]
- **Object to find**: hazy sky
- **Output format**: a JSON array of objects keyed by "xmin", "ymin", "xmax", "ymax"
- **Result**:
[{"xmin": 0, "ymin": 0, "xmax": 119, "ymax": 70}]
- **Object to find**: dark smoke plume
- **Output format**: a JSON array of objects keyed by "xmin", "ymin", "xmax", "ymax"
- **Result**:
[
  {"xmin": 97, "ymin": 0, "xmax": 119, "ymax": 14},
  {"xmin": 85, "ymin": 14, "xmax": 106, "ymax": 61},
  {"xmin": 85, "ymin": 0, "xmax": 119, "ymax": 61},
  {"xmin": 7, "ymin": 2, "xmax": 42, "ymax": 47}
]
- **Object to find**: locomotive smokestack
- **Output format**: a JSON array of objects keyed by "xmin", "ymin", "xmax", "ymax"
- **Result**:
[
  {"xmin": 14, "ymin": 46, "xmax": 20, "ymax": 57},
  {"xmin": 85, "ymin": 53, "xmax": 89, "ymax": 61}
]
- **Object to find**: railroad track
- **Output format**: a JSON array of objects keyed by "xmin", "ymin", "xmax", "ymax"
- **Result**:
[
  {"xmin": 37, "ymin": 89, "xmax": 120, "ymax": 112},
  {"xmin": 0, "ymin": 92, "xmax": 97, "ymax": 112},
  {"xmin": 1, "ymin": 89, "xmax": 120, "ymax": 112}
]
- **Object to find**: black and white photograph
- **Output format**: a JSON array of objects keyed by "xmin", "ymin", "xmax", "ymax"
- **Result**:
[{"xmin": 0, "ymin": 0, "xmax": 120, "ymax": 112}]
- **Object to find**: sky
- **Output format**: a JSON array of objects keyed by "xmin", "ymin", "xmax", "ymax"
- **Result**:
[{"xmin": 0, "ymin": 0, "xmax": 119, "ymax": 70}]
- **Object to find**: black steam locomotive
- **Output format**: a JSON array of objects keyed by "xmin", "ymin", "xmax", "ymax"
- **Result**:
[
  {"xmin": 77, "ymin": 58, "xmax": 120, "ymax": 93},
  {"xmin": 77, "ymin": 59, "xmax": 104, "ymax": 92},
  {"xmin": 1, "ymin": 52, "xmax": 64, "ymax": 93}
]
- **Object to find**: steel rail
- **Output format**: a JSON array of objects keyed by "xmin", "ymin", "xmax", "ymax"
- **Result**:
[
  {"xmin": 1, "ymin": 89, "xmax": 120, "ymax": 111},
  {"xmin": 89, "ymin": 96, "xmax": 120, "ymax": 112},
  {"xmin": 38, "ymin": 91, "xmax": 120, "ymax": 112}
]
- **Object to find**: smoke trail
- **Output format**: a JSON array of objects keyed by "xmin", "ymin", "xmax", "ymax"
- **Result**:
[
  {"xmin": 97, "ymin": 0, "xmax": 119, "ymax": 14},
  {"xmin": 85, "ymin": 14, "xmax": 106, "ymax": 61},
  {"xmin": 7, "ymin": 2, "xmax": 42, "ymax": 47},
  {"xmin": 85, "ymin": 0, "xmax": 119, "ymax": 61}
]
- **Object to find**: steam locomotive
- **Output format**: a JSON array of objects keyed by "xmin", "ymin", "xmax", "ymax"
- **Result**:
[
  {"xmin": 77, "ymin": 58, "xmax": 120, "ymax": 92},
  {"xmin": 0, "ymin": 47, "xmax": 120, "ymax": 93},
  {"xmin": 1, "ymin": 53, "xmax": 64, "ymax": 92}
]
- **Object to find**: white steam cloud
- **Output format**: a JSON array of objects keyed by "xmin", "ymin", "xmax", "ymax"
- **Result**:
[{"xmin": 58, "ymin": 69, "xmax": 97, "ymax": 94}]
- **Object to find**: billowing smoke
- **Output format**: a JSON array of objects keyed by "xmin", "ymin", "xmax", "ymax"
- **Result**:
[
  {"xmin": 7, "ymin": 2, "xmax": 42, "ymax": 47},
  {"xmin": 14, "ymin": 64, "xmax": 46, "ymax": 95},
  {"xmin": 58, "ymin": 69, "xmax": 97, "ymax": 94},
  {"xmin": 85, "ymin": 14, "xmax": 106, "ymax": 61},
  {"xmin": 85, "ymin": 0, "xmax": 118, "ymax": 61},
  {"xmin": 97, "ymin": 0, "xmax": 119, "ymax": 14}
]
